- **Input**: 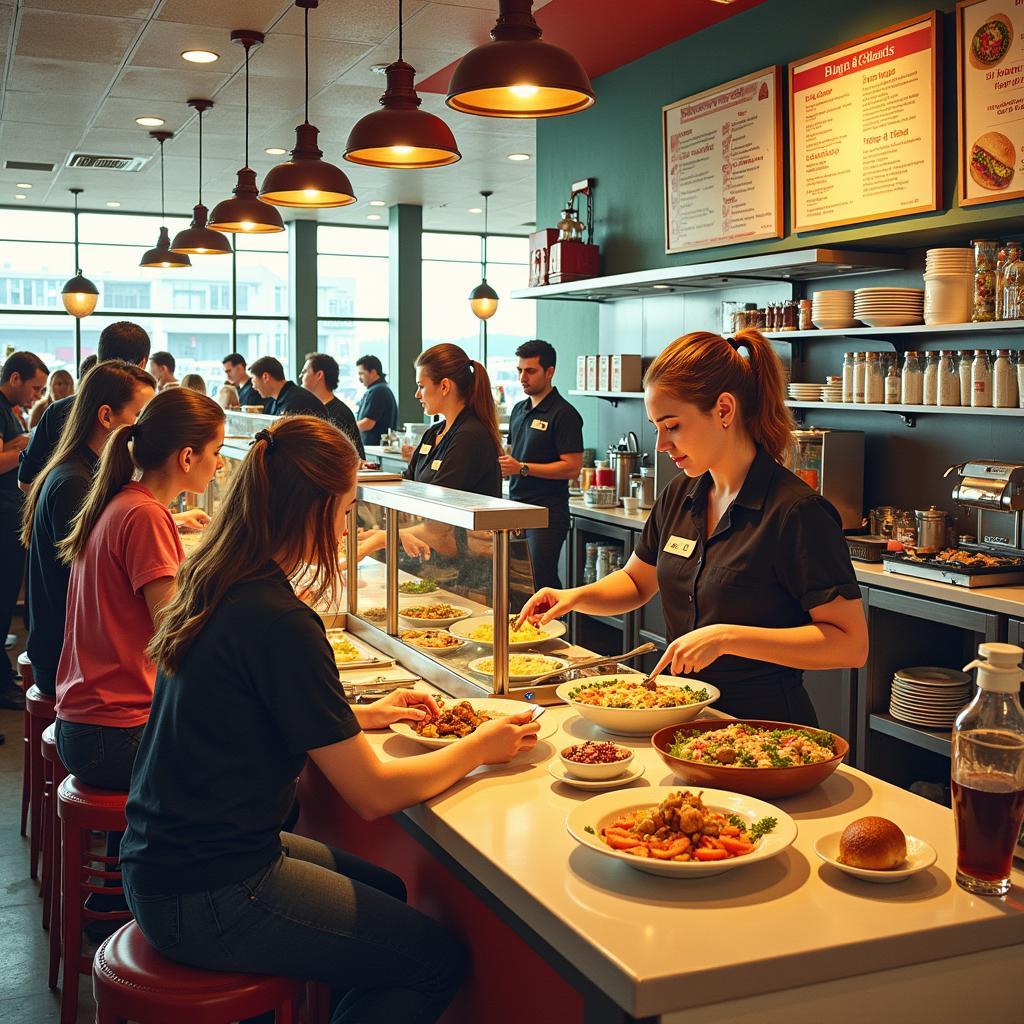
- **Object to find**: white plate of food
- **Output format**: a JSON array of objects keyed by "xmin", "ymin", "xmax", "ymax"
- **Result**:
[
  {"xmin": 390, "ymin": 696, "xmax": 556, "ymax": 749},
  {"xmin": 566, "ymin": 787, "xmax": 796, "ymax": 878},
  {"xmin": 814, "ymin": 817, "xmax": 936, "ymax": 884},
  {"xmin": 398, "ymin": 603, "xmax": 473, "ymax": 629},
  {"xmin": 450, "ymin": 614, "xmax": 567, "ymax": 650},
  {"xmin": 324, "ymin": 628, "xmax": 394, "ymax": 670},
  {"xmin": 399, "ymin": 629, "xmax": 466, "ymax": 656},
  {"xmin": 548, "ymin": 759, "xmax": 646, "ymax": 791},
  {"xmin": 555, "ymin": 675, "xmax": 720, "ymax": 735},
  {"xmin": 468, "ymin": 653, "xmax": 570, "ymax": 681}
]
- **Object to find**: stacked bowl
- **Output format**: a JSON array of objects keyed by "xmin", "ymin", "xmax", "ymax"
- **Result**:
[
  {"xmin": 924, "ymin": 248, "xmax": 974, "ymax": 325},
  {"xmin": 811, "ymin": 290, "xmax": 856, "ymax": 329},
  {"xmin": 854, "ymin": 287, "xmax": 924, "ymax": 327}
]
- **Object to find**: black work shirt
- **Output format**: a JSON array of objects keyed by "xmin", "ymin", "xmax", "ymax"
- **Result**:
[
  {"xmin": 270, "ymin": 381, "xmax": 325, "ymax": 417},
  {"xmin": 634, "ymin": 446, "xmax": 860, "ymax": 705},
  {"xmin": 508, "ymin": 387, "xmax": 583, "ymax": 507},
  {"xmin": 236, "ymin": 378, "xmax": 267, "ymax": 411},
  {"xmin": 356, "ymin": 380, "xmax": 398, "ymax": 446},
  {"xmin": 404, "ymin": 408, "xmax": 501, "ymax": 497},
  {"xmin": 18, "ymin": 394, "xmax": 73, "ymax": 489},
  {"xmin": 120, "ymin": 563, "xmax": 361, "ymax": 894},
  {"xmin": 27, "ymin": 449, "xmax": 98, "ymax": 693},
  {"xmin": 323, "ymin": 397, "xmax": 366, "ymax": 460},
  {"xmin": 0, "ymin": 390, "xmax": 26, "ymax": 516}
]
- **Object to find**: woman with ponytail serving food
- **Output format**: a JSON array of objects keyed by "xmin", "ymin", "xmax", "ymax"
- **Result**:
[{"xmin": 519, "ymin": 330, "xmax": 868, "ymax": 724}]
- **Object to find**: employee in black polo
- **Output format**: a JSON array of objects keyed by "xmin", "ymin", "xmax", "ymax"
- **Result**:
[
  {"xmin": 249, "ymin": 356, "xmax": 326, "ymax": 417},
  {"xmin": 518, "ymin": 329, "xmax": 868, "ymax": 725},
  {"xmin": 500, "ymin": 340, "xmax": 583, "ymax": 591}
]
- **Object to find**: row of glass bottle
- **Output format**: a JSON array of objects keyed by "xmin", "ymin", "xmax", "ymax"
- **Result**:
[
  {"xmin": 840, "ymin": 350, "xmax": 1021, "ymax": 408},
  {"xmin": 975, "ymin": 240, "xmax": 1024, "ymax": 322}
]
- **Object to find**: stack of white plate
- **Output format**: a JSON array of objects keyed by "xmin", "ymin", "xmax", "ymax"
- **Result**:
[
  {"xmin": 811, "ymin": 290, "xmax": 856, "ymax": 330},
  {"xmin": 821, "ymin": 379, "xmax": 843, "ymax": 402},
  {"xmin": 889, "ymin": 666, "xmax": 972, "ymax": 729},
  {"xmin": 924, "ymin": 248, "xmax": 974, "ymax": 325},
  {"xmin": 854, "ymin": 287, "xmax": 924, "ymax": 327},
  {"xmin": 788, "ymin": 382, "xmax": 823, "ymax": 402}
]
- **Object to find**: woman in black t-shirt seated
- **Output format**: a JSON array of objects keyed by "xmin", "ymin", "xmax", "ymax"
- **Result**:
[{"xmin": 120, "ymin": 416, "xmax": 540, "ymax": 1024}]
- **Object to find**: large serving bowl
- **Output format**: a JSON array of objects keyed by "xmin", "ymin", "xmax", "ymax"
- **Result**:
[
  {"xmin": 651, "ymin": 719, "xmax": 849, "ymax": 799},
  {"xmin": 555, "ymin": 675, "xmax": 720, "ymax": 736}
]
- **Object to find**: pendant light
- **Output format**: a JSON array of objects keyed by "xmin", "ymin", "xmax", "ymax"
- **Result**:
[
  {"xmin": 260, "ymin": 0, "xmax": 356, "ymax": 207},
  {"xmin": 61, "ymin": 189, "xmax": 99, "ymax": 318},
  {"xmin": 469, "ymin": 190, "xmax": 498, "ymax": 320},
  {"xmin": 140, "ymin": 131, "xmax": 192, "ymax": 268},
  {"xmin": 344, "ymin": 0, "xmax": 460, "ymax": 169},
  {"xmin": 446, "ymin": 0, "xmax": 595, "ymax": 119},
  {"xmin": 170, "ymin": 99, "xmax": 232, "ymax": 255},
  {"xmin": 210, "ymin": 30, "xmax": 284, "ymax": 233}
]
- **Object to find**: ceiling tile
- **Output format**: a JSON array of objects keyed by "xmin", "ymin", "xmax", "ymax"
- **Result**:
[
  {"xmin": 404, "ymin": 3, "xmax": 496, "ymax": 50},
  {"xmin": 215, "ymin": 72, "xmax": 309, "ymax": 112},
  {"xmin": 79, "ymin": 126, "xmax": 156, "ymax": 155},
  {"xmin": 15, "ymin": 9, "xmax": 143, "ymax": 65},
  {"xmin": 156, "ymin": 0, "xmax": 290, "ymax": 32},
  {"xmin": 111, "ymin": 66, "xmax": 229, "ymax": 103},
  {"xmin": 94, "ymin": 96, "xmax": 190, "ymax": 132},
  {"xmin": 334, "ymin": 42, "xmax": 465, "ymax": 89},
  {"xmin": 275, "ymin": 0, "xmax": 427, "ymax": 44},
  {"xmin": 129, "ymin": 21, "xmax": 244, "ymax": 72},
  {"xmin": 4, "ymin": 89, "xmax": 101, "ymax": 127},
  {"xmin": 6, "ymin": 55, "xmax": 114, "ymax": 95},
  {"xmin": 21, "ymin": 0, "xmax": 153, "ymax": 16},
  {"xmin": 247, "ymin": 34, "xmax": 370, "ymax": 85}
]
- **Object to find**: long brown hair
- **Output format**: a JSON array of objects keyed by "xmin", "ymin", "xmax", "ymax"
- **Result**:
[
  {"xmin": 644, "ymin": 328, "xmax": 795, "ymax": 464},
  {"xmin": 416, "ymin": 343, "xmax": 501, "ymax": 453},
  {"xmin": 59, "ymin": 387, "xmax": 225, "ymax": 564},
  {"xmin": 21, "ymin": 361, "xmax": 155, "ymax": 546},
  {"xmin": 148, "ymin": 416, "xmax": 360, "ymax": 674}
]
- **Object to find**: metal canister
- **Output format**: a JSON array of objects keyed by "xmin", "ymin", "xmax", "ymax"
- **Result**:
[{"xmin": 915, "ymin": 506, "xmax": 951, "ymax": 553}]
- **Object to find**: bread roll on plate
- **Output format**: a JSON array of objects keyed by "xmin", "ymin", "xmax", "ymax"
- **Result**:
[{"xmin": 838, "ymin": 816, "xmax": 907, "ymax": 870}]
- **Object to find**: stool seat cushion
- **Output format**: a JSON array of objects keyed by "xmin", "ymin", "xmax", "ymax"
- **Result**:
[
  {"xmin": 57, "ymin": 776, "xmax": 128, "ymax": 831},
  {"xmin": 25, "ymin": 684, "xmax": 55, "ymax": 716},
  {"xmin": 41, "ymin": 722, "xmax": 58, "ymax": 758}
]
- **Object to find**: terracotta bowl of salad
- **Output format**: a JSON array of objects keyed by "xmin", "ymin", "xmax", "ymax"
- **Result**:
[{"xmin": 651, "ymin": 719, "xmax": 849, "ymax": 799}]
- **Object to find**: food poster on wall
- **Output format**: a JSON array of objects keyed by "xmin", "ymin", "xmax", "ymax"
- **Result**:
[
  {"xmin": 789, "ymin": 13, "xmax": 940, "ymax": 232},
  {"xmin": 958, "ymin": 0, "xmax": 1024, "ymax": 205},
  {"xmin": 662, "ymin": 66, "xmax": 783, "ymax": 254}
]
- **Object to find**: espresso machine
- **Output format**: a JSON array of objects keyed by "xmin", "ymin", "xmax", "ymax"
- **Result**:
[{"xmin": 950, "ymin": 460, "xmax": 1024, "ymax": 556}]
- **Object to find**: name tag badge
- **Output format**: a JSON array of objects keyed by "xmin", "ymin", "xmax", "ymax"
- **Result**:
[
  {"xmin": 664, "ymin": 535, "xmax": 697, "ymax": 558},
  {"xmin": 530, "ymin": 418, "xmax": 549, "ymax": 431},
  {"xmin": 431, "ymin": 459, "xmax": 443, "ymax": 471},
  {"xmin": 419, "ymin": 443, "xmax": 432, "ymax": 455}
]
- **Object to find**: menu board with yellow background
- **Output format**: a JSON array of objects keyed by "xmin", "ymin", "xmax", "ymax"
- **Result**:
[
  {"xmin": 789, "ymin": 13, "xmax": 940, "ymax": 232},
  {"xmin": 958, "ymin": 0, "xmax": 1024, "ymax": 205}
]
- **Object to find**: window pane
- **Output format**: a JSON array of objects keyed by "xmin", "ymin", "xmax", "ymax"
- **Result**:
[
  {"xmin": 79, "ymin": 213, "xmax": 189, "ymax": 247},
  {"xmin": 486, "ymin": 236, "xmax": 530, "ymax": 264},
  {"xmin": 422, "ymin": 261, "xmax": 483, "ymax": 359},
  {"xmin": 317, "ymin": 254, "xmax": 388, "ymax": 318},
  {"xmin": 236, "ymin": 228, "xmax": 289, "ymax": 253},
  {"xmin": 0, "ymin": 312, "xmax": 76, "ymax": 375},
  {"xmin": 317, "ymin": 225, "xmax": 388, "ymax": 257},
  {"xmin": 237, "ymin": 319, "xmax": 293, "ymax": 377},
  {"xmin": 317, "ymin": 320, "xmax": 389, "ymax": 408},
  {"xmin": 0, "ymin": 241, "xmax": 73, "ymax": 310},
  {"xmin": 482, "ymin": 263, "xmax": 534, "ymax": 409},
  {"xmin": 0, "ymin": 210, "xmax": 73, "ymax": 243},
  {"xmin": 422, "ymin": 232, "xmax": 480, "ymax": 262},
  {"xmin": 236, "ymin": 251, "xmax": 289, "ymax": 315}
]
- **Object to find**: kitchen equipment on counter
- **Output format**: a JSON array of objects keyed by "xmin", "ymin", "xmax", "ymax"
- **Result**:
[
  {"xmin": 792, "ymin": 429, "xmax": 864, "ymax": 530},
  {"xmin": 845, "ymin": 535, "xmax": 890, "ymax": 562},
  {"xmin": 583, "ymin": 486, "xmax": 618, "ymax": 508},
  {"xmin": 949, "ymin": 460, "xmax": 1024, "ymax": 556},
  {"xmin": 630, "ymin": 467, "xmax": 656, "ymax": 509},
  {"xmin": 914, "ymin": 506, "xmax": 953, "ymax": 554},
  {"xmin": 608, "ymin": 432, "xmax": 643, "ymax": 500},
  {"xmin": 883, "ymin": 550, "xmax": 1024, "ymax": 587}
]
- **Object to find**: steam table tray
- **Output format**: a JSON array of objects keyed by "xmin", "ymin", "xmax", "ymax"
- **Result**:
[{"xmin": 882, "ymin": 550, "xmax": 1024, "ymax": 588}]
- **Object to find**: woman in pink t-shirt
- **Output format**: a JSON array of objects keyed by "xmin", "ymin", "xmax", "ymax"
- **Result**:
[{"xmin": 55, "ymin": 386, "xmax": 225, "ymax": 791}]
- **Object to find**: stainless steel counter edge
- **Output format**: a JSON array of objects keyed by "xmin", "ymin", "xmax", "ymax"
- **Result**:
[{"xmin": 569, "ymin": 499, "xmax": 652, "ymax": 529}]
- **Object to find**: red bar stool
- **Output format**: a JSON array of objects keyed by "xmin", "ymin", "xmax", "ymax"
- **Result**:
[
  {"xmin": 93, "ymin": 921, "xmax": 326, "ymax": 1024},
  {"xmin": 18, "ymin": 651, "xmax": 34, "ymax": 837},
  {"xmin": 57, "ymin": 776, "xmax": 132, "ymax": 1024},
  {"xmin": 25, "ymin": 682, "xmax": 56, "ymax": 880},
  {"xmin": 40, "ymin": 724, "xmax": 68, "ymax": 973}
]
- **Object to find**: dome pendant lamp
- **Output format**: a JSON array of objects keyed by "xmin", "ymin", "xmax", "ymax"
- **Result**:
[
  {"xmin": 61, "ymin": 188, "xmax": 99, "ymax": 318},
  {"xmin": 210, "ymin": 30, "xmax": 284, "ymax": 233},
  {"xmin": 446, "ymin": 0, "xmax": 595, "ymax": 119},
  {"xmin": 140, "ymin": 131, "xmax": 192, "ymax": 268},
  {"xmin": 469, "ymin": 190, "xmax": 498, "ymax": 320},
  {"xmin": 344, "ymin": 0, "xmax": 460, "ymax": 169},
  {"xmin": 260, "ymin": 0, "xmax": 356, "ymax": 207},
  {"xmin": 170, "ymin": 99, "xmax": 232, "ymax": 255}
]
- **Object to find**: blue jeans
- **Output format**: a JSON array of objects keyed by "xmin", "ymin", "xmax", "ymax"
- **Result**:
[
  {"xmin": 54, "ymin": 718, "xmax": 145, "ymax": 791},
  {"xmin": 123, "ymin": 832, "xmax": 467, "ymax": 1024}
]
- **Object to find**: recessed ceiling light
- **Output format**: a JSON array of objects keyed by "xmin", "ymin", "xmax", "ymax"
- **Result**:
[
  {"xmin": 507, "ymin": 152, "xmax": 531, "ymax": 161},
  {"xmin": 181, "ymin": 49, "xmax": 219, "ymax": 64},
  {"xmin": 106, "ymin": 201, "xmax": 121, "ymax": 208},
  {"xmin": 367, "ymin": 214, "xmax": 382, "ymax": 220},
  {"xmin": 368, "ymin": 200, "xmax": 387, "ymax": 207},
  {"xmin": 15, "ymin": 183, "xmax": 32, "ymax": 189},
  {"xmin": 136, "ymin": 116, "xmax": 165, "ymax": 127},
  {"xmin": 264, "ymin": 147, "xmax": 287, "ymax": 156},
  {"xmin": 469, "ymin": 207, "xmax": 482, "ymax": 213}
]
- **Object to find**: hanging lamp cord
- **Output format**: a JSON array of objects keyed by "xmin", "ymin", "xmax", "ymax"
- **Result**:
[
  {"xmin": 197, "ymin": 108, "xmax": 204, "ymax": 204},
  {"xmin": 72, "ymin": 191, "xmax": 81, "ymax": 275},
  {"xmin": 244, "ymin": 43, "xmax": 250, "ymax": 168},
  {"xmin": 398, "ymin": 0, "xmax": 403, "ymax": 61},
  {"xmin": 159, "ymin": 140, "xmax": 166, "ymax": 220},
  {"xmin": 304, "ymin": 4, "xmax": 309, "ymax": 124},
  {"xmin": 482, "ymin": 194, "xmax": 489, "ymax": 280}
]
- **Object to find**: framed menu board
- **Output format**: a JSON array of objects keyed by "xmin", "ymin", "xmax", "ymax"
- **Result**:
[
  {"xmin": 957, "ymin": 0, "xmax": 1024, "ymax": 206},
  {"xmin": 789, "ymin": 12, "xmax": 941, "ymax": 233},
  {"xmin": 662, "ymin": 66, "xmax": 783, "ymax": 254}
]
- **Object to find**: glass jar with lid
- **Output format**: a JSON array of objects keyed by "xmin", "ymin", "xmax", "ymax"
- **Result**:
[
  {"xmin": 972, "ymin": 349, "xmax": 993, "ymax": 407},
  {"xmin": 864, "ymin": 352, "xmax": 885, "ymax": 404},
  {"xmin": 902, "ymin": 351, "xmax": 925, "ymax": 405},
  {"xmin": 923, "ymin": 351, "xmax": 940, "ymax": 406},
  {"xmin": 1003, "ymin": 244, "xmax": 1024, "ymax": 320},
  {"xmin": 994, "ymin": 349, "xmax": 1017, "ymax": 407},
  {"xmin": 937, "ymin": 350, "xmax": 961, "ymax": 406},
  {"xmin": 852, "ymin": 352, "xmax": 866, "ymax": 403},
  {"xmin": 885, "ymin": 355, "xmax": 902, "ymax": 404},
  {"xmin": 841, "ymin": 352, "xmax": 855, "ymax": 402},
  {"xmin": 959, "ymin": 350, "xmax": 974, "ymax": 407},
  {"xmin": 972, "ymin": 239, "xmax": 1000, "ymax": 322},
  {"xmin": 995, "ymin": 246, "xmax": 1009, "ymax": 320}
]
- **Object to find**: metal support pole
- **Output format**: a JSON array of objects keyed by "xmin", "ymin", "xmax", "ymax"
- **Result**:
[
  {"xmin": 346, "ymin": 504, "xmax": 359, "ymax": 616},
  {"xmin": 492, "ymin": 530, "xmax": 510, "ymax": 696},
  {"xmin": 385, "ymin": 508, "xmax": 399, "ymax": 636}
]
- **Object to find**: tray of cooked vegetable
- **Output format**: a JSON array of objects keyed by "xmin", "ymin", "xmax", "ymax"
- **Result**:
[
  {"xmin": 450, "ymin": 614, "xmax": 567, "ymax": 649},
  {"xmin": 555, "ymin": 675, "xmax": 720, "ymax": 735},
  {"xmin": 325, "ymin": 628, "xmax": 393, "ymax": 670},
  {"xmin": 399, "ymin": 578, "xmax": 439, "ymax": 594},
  {"xmin": 651, "ymin": 719, "xmax": 849, "ymax": 798},
  {"xmin": 566, "ymin": 788, "xmax": 796, "ymax": 878},
  {"xmin": 390, "ymin": 696, "xmax": 555, "ymax": 749},
  {"xmin": 468, "ymin": 653, "xmax": 570, "ymax": 681},
  {"xmin": 398, "ymin": 603, "xmax": 473, "ymax": 628},
  {"xmin": 399, "ymin": 629, "xmax": 466, "ymax": 655}
]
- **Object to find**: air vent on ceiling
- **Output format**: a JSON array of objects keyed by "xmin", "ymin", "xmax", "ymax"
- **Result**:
[
  {"xmin": 66, "ymin": 153, "xmax": 147, "ymax": 172},
  {"xmin": 5, "ymin": 160, "xmax": 54, "ymax": 172}
]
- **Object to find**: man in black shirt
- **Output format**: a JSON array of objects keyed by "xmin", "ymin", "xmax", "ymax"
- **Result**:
[
  {"xmin": 355, "ymin": 355, "xmax": 398, "ymax": 446},
  {"xmin": 249, "ymin": 356, "xmax": 326, "ymax": 417},
  {"xmin": 18, "ymin": 321, "xmax": 151, "ymax": 491},
  {"xmin": 299, "ymin": 352, "xmax": 366, "ymax": 460},
  {"xmin": 0, "ymin": 352, "xmax": 48, "ymax": 709},
  {"xmin": 500, "ymin": 340, "xmax": 584, "ymax": 590},
  {"xmin": 222, "ymin": 352, "xmax": 264, "ymax": 410}
]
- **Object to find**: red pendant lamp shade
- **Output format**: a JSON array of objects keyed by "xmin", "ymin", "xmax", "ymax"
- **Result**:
[
  {"xmin": 140, "ymin": 131, "xmax": 191, "ymax": 268},
  {"xmin": 446, "ymin": 0, "xmax": 595, "ymax": 119},
  {"xmin": 171, "ymin": 99, "xmax": 232, "ymax": 255}
]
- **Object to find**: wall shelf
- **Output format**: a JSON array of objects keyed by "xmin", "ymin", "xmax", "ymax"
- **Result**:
[
  {"xmin": 766, "ymin": 320, "xmax": 1024, "ymax": 344},
  {"xmin": 568, "ymin": 389, "xmax": 644, "ymax": 406},
  {"xmin": 785, "ymin": 400, "xmax": 1023, "ymax": 428},
  {"xmin": 869, "ymin": 713, "xmax": 952, "ymax": 758}
]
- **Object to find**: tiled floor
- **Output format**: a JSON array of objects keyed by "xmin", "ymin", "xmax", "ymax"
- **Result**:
[{"xmin": 0, "ymin": 626, "xmax": 96, "ymax": 1023}]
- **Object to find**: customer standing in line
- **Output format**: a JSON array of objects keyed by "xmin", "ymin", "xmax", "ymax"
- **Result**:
[
  {"xmin": 249, "ymin": 356, "xmax": 325, "ymax": 416},
  {"xmin": 148, "ymin": 351, "xmax": 178, "ymax": 391},
  {"xmin": 500, "ymin": 339, "xmax": 583, "ymax": 590},
  {"xmin": 21, "ymin": 363, "xmax": 156, "ymax": 696},
  {"xmin": 355, "ymin": 354, "xmax": 398, "ymax": 447},
  {"xmin": 222, "ymin": 352, "xmax": 264, "ymax": 410},
  {"xmin": 121, "ymin": 415, "xmax": 539, "ymax": 1024},
  {"xmin": 300, "ymin": 351, "xmax": 366, "ymax": 459},
  {"xmin": 28, "ymin": 368, "xmax": 75, "ymax": 429},
  {"xmin": 0, "ymin": 351, "xmax": 49, "ymax": 711},
  {"xmin": 54, "ymin": 387, "xmax": 225, "ymax": 790}
]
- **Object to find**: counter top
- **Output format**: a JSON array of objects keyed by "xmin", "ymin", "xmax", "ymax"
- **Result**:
[
  {"xmin": 363, "ymin": 701, "xmax": 1024, "ymax": 1018},
  {"xmin": 364, "ymin": 444, "xmax": 410, "ymax": 464},
  {"xmin": 853, "ymin": 560, "xmax": 1024, "ymax": 616},
  {"xmin": 569, "ymin": 497, "xmax": 652, "ymax": 529}
]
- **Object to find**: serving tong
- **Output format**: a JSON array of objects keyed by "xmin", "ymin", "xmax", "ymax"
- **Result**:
[{"xmin": 526, "ymin": 641, "xmax": 657, "ymax": 687}]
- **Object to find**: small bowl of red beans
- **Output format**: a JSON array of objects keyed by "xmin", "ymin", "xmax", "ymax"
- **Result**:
[{"xmin": 560, "ymin": 741, "xmax": 634, "ymax": 780}]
